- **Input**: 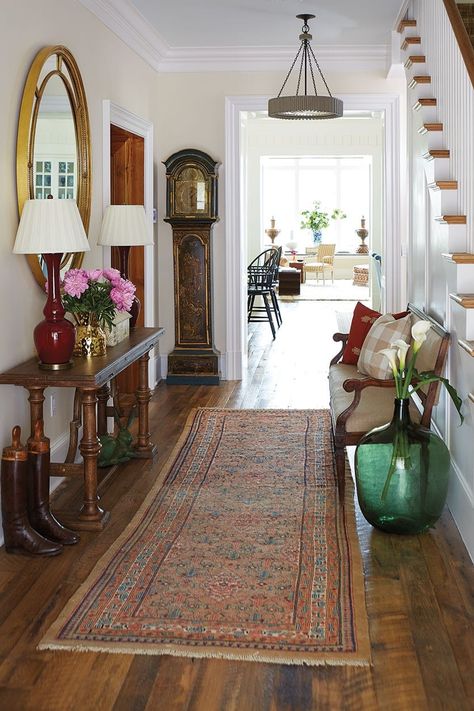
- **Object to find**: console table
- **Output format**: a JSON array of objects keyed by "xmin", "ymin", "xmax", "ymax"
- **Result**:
[{"xmin": 0, "ymin": 327, "xmax": 164, "ymax": 531}]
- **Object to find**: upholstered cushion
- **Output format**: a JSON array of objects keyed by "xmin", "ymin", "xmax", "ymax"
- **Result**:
[
  {"xmin": 341, "ymin": 302, "xmax": 381, "ymax": 364},
  {"xmin": 328, "ymin": 363, "xmax": 421, "ymax": 433},
  {"xmin": 358, "ymin": 313, "xmax": 412, "ymax": 379}
]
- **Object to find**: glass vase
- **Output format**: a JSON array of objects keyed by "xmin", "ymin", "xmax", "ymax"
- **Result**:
[
  {"xmin": 73, "ymin": 313, "xmax": 107, "ymax": 357},
  {"xmin": 355, "ymin": 399, "xmax": 450, "ymax": 534}
]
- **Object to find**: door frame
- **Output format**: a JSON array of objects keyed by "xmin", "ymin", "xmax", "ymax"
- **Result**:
[
  {"xmin": 224, "ymin": 93, "xmax": 402, "ymax": 380},
  {"xmin": 102, "ymin": 100, "xmax": 157, "ymax": 382}
]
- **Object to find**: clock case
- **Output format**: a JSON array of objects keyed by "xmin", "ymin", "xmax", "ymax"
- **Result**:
[{"xmin": 163, "ymin": 149, "xmax": 220, "ymax": 384}]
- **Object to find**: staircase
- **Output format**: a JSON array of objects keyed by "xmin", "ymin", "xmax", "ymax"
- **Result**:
[
  {"xmin": 399, "ymin": 5, "xmax": 474, "ymax": 399},
  {"xmin": 398, "ymin": 1, "xmax": 474, "ymax": 558}
]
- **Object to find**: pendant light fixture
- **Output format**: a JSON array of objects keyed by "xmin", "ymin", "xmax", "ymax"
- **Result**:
[{"xmin": 268, "ymin": 14, "xmax": 343, "ymax": 120}]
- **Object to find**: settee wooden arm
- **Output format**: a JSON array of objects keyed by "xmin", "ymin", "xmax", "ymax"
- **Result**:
[
  {"xmin": 343, "ymin": 377, "xmax": 396, "ymax": 393},
  {"xmin": 330, "ymin": 333, "xmax": 349, "ymax": 365}
]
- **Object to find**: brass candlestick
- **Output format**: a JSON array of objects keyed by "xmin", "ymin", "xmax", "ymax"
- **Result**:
[
  {"xmin": 265, "ymin": 216, "xmax": 280, "ymax": 244},
  {"xmin": 356, "ymin": 216, "xmax": 369, "ymax": 254}
]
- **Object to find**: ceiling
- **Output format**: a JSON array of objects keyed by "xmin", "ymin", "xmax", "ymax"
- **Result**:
[
  {"xmin": 131, "ymin": 0, "xmax": 403, "ymax": 49},
  {"xmin": 79, "ymin": 0, "xmax": 405, "ymax": 72}
]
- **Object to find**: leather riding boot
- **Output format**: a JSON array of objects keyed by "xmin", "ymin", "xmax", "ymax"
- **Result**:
[
  {"xmin": 1, "ymin": 426, "xmax": 62, "ymax": 557},
  {"xmin": 27, "ymin": 420, "xmax": 80, "ymax": 546}
]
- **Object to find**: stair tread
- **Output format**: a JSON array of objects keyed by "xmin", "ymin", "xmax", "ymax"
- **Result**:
[
  {"xmin": 432, "ymin": 184, "xmax": 457, "ymax": 190},
  {"xmin": 442, "ymin": 252, "xmax": 474, "ymax": 263},
  {"xmin": 405, "ymin": 56, "xmax": 426, "ymax": 68},
  {"xmin": 423, "ymin": 149, "xmax": 450, "ymax": 159},
  {"xmin": 458, "ymin": 339, "xmax": 474, "ymax": 356},
  {"xmin": 398, "ymin": 19, "xmax": 417, "ymax": 32},
  {"xmin": 450, "ymin": 293, "xmax": 474, "ymax": 307},
  {"xmin": 409, "ymin": 76, "xmax": 432, "ymax": 87},
  {"xmin": 401, "ymin": 37, "xmax": 422, "ymax": 51},
  {"xmin": 418, "ymin": 123, "xmax": 443, "ymax": 134},
  {"xmin": 434, "ymin": 215, "xmax": 466, "ymax": 224}
]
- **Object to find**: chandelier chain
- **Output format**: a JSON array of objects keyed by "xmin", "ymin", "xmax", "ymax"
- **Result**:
[
  {"xmin": 306, "ymin": 47, "xmax": 319, "ymax": 95},
  {"xmin": 308, "ymin": 43, "xmax": 333, "ymax": 97},
  {"xmin": 295, "ymin": 45, "xmax": 306, "ymax": 95},
  {"xmin": 277, "ymin": 43, "xmax": 303, "ymax": 98}
]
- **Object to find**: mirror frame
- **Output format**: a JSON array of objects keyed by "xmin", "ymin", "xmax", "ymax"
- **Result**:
[{"xmin": 16, "ymin": 45, "xmax": 91, "ymax": 287}]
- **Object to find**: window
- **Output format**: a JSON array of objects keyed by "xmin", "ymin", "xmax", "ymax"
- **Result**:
[
  {"xmin": 261, "ymin": 156, "xmax": 371, "ymax": 253},
  {"xmin": 35, "ymin": 160, "xmax": 76, "ymax": 200}
]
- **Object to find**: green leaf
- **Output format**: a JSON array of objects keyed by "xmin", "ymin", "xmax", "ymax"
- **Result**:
[{"xmin": 411, "ymin": 370, "xmax": 464, "ymax": 424}]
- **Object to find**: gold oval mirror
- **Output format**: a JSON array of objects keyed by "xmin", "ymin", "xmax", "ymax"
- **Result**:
[{"xmin": 16, "ymin": 45, "xmax": 91, "ymax": 287}]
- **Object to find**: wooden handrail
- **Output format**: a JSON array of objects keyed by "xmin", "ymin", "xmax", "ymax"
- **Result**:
[{"xmin": 443, "ymin": 0, "xmax": 474, "ymax": 88}]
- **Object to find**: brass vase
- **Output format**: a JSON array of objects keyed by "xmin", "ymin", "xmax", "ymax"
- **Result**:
[{"xmin": 73, "ymin": 314, "xmax": 107, "ymax": 357}]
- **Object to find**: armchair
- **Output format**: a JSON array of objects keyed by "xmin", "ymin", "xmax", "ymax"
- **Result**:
[{"xmin": 303, "ymin": 244, "xmax": 335, "ymax": 284}]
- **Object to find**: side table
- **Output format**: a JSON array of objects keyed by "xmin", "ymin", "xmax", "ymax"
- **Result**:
[
  {"xmin": 289, "ymin": 261, "xmax": 305, "ymax": 283},
  {"xmin": 0, "ymin": 327, "xmax": 164, "ymax": 531}
]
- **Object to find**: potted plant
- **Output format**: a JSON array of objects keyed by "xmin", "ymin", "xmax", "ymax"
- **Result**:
[
  {"xmin": 61, "ymin": 268, "xmax": 136, "ymax": 357},
  {"xmin": 355, "ymin": 320, "xmax": 463, "ymax": 534},
  {"xmin": 300, "ymin": 201, "xmax": 346, "ymax": 244}
]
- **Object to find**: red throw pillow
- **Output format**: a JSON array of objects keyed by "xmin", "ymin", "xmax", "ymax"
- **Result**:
[
  {"xmin": 341, "ymin": 303, "xmax": 409, "ymax": 365},
  {"xmin": 341, "ymin": 302, "xmax": 380, "ymax": 364}
]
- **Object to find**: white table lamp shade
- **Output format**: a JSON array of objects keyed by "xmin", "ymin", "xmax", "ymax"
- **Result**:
[
  {"xmin": 98, "ymin": 205, "xmax": 152, "ymax": 247},
  {"xmin": 13, "ymin": 199, "xmax": 90, "ymax": 254}
]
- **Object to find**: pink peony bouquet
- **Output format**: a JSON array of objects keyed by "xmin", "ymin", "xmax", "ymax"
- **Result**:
[{"xmin": 61, "ymin": 268, "xmax": 136, "ymax": 330}]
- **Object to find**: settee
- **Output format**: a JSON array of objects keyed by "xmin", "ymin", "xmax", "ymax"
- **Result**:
[{"xmin": 328, "ymin": 303, "xmax": 450, "ymax": 491}]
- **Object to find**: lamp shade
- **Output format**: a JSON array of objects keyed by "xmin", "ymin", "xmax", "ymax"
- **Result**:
[
  {"xmin": 98, "ymin": 205, "xmax": 152, "ymax": 247},
  {"xmin": 13, "ymin": 199, "xmax": 90, "ymax": 254}
]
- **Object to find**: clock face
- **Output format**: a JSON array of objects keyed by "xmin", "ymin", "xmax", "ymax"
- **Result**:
[{"xmin": 175, "ymin": 167, "xmax": 208, "ymax": 216}]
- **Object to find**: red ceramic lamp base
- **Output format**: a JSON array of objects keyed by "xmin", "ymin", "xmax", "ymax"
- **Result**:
[
  {"xmin": 118, "ymin": 245, "xmax": 140, "ymax": 328},
  {"xmin": 34, "ymin": 253, "xmax": 75, "ymax": 370}
]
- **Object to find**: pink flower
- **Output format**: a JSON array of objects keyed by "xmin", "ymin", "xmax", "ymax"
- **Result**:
[
  {"xmin": 103, "ymin": 268, "xmax": 121, "ymax": 284},
  {"xmin": 63, "ymin": 269, "xmax": 89, "ymax": 298},
  {"xmin": 110, "ymin": 277, "xmax": 136, "ymax": 311},
  {"xmin": 87, "ymin": 268, "xmax": 103, "ymax": 281}
]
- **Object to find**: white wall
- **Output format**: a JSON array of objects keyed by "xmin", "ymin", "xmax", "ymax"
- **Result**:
[
  {"xmin": 243, "ymin": 115, "xmax": 384, "ymax": 266},
  {"xmin": 0, "ymin": 0, "xmax": 156, "ymax": 451},
  {"xmin": 153, "ymin": 72, "xmax": 406, "ymax": 359}
]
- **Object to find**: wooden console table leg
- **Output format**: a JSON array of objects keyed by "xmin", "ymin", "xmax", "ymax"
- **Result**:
[
  {"xmin": 76, "ymin": 388, "xmax": 110, "ymax": 530},
  {"xmin": 134, "ymin": 351, "xmax": 157, "ymax": 458},
  {"xmin": 97, "ymin": 384, "xmax": 110, "ymax": 436},
  {"xmin": 27, "ymin": 386, "xmax": 45, "ymax": 436}
]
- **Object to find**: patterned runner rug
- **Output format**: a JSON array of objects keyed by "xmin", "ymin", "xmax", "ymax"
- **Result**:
[{"xmin": 40, "ymin": 409, "xmax": 371, "ymax": 666}]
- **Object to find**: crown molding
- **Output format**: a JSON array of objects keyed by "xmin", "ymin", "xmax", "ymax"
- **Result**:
[
  {"xmin": 78, "ymin": 0, "xmax": 168, "ymax": 70},
  {"xmin": 79, "ymin": 0, "xmax": 389, "ymax": 74}
]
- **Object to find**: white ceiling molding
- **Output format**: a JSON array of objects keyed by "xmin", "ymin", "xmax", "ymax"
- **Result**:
[
  {"xmin": 78, "ymin": 0, "xmax": 168, "ymax": 70},
  {"xmin": 159, "ymin": 45, "xmax": 389, "ymax": 74},
  {"xmin": 79, "ymin": 0, "xmax": 389, "ymax": 74}
]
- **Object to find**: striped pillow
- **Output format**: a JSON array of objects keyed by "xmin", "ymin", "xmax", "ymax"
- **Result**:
[{"xmin": 358, "ymin": 313, "xmax": 412, "ymax": 380}]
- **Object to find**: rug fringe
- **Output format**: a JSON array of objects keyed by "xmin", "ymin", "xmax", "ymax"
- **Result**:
[{"xmin": 37, "ymin": 640, "xmax": 370, "ymax": 667}]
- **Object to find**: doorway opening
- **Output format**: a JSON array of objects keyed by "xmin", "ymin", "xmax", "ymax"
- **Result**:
[{"xmin": 224, "ymin": 94, "xmax": 402, "ymax": 380}]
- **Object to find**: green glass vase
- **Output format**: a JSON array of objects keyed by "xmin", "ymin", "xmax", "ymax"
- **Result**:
[{"xmin": 355, "ymin": 399, "xmax": 450, "ymax": 534}]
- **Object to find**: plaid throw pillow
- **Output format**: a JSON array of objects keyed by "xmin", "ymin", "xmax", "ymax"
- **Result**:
[{"xmin": 358, "ymin": 313, "xmax": 412, "ymax": 380}]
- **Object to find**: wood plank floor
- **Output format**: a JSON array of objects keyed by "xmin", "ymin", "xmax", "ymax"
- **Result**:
[{"xmin": 0, "ymin": 300, "xmax": 472, "ymax": 711}]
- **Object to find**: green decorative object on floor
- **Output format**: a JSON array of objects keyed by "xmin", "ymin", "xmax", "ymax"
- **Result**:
[
  {"xmin": 355, "ymin": 398, "xmax": 450, "ymax": 534},
  {"xmin": 98, "ymin": 407, "xmax": 136, "ymax": 467},
  {"xmin": 355, "ymin": 319, "xmax": 463, "ymax": 534}
]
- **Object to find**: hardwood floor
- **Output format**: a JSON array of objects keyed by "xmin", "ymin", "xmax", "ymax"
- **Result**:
[{"xmin": 0, "ymin": 300, "xmax": 472, "ymax": 711}]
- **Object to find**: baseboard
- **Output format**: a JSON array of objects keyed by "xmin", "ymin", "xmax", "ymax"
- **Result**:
[
  {"xmin": 430, "ymin": 419, "xmax": 474, "ymax": 561},
  {"xmin": 447, "ymin": 456, "xmax": 474, "ymax": 563}
]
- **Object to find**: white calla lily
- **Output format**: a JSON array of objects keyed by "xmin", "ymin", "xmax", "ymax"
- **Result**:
[
  {"xmin": 379, "ymin": 347, "xmax": 399, "ymax": 377},
  {"xmin": 412, "ymin": 320, "xmax": 431, "ymax": 353},
  {"xmin": 391, "ymin": 339, "xmax": 410, "ymax": 370}
]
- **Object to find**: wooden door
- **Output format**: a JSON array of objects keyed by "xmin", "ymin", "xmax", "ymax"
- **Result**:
[{"xmin": 110, "ymin": 124, "xmax": 145, "ymax": 395}]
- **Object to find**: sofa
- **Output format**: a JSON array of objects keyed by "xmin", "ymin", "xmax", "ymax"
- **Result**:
[{"xmin": 328, "ymin": 303, "xmax": 450, "ymax": 492}]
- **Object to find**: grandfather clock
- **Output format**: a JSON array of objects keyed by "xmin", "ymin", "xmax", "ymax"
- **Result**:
[{"xmin": 164, "ymin": 149, "xmax": 220, "ymax": 384}]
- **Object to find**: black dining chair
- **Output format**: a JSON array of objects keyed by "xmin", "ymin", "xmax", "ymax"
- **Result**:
[{"xmin": 247, "ymin": 247, "xmax": 281, "ymax": 339}]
